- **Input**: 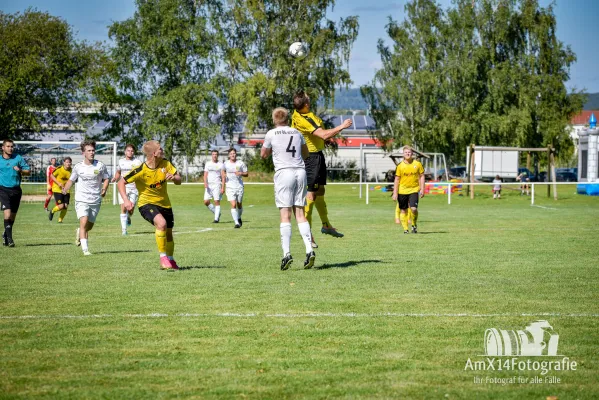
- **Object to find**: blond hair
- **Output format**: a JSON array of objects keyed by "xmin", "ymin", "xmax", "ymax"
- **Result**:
[
  {"xmin": 143, "ymin": 140, "xmax": 160, "ymax": 157},
  {"xmin": 272, "ymin": 107, "xmax": 289, "ymax": 126}
]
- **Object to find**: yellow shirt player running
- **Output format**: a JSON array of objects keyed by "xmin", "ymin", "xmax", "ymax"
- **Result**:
[
  {"xmin": 392, "ymin": 147, "xmax": 425, "ymax": 234},
  {"xmin": 291, "ymin": 91, "xmax": 352, "ymax": 247},
  {"xmin": 48, "ymin": 157, "xmax": 72, "ymax": 223},
  {"xmin": 119, "ymin": 141, "xmax": 182, "ymax": 270}
]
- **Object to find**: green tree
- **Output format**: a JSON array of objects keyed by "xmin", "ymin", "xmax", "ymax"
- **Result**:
[
  {"xmin": 218, "ymin": 0, "xmax": 359, "ymax": 133},
  {"xmin": 108, "ymin": 0, "xmax": 224, "ymax": 159},
  {"xmin": 0, "ymin": 9, "xmax": 107, "ymax": 139},
  {"xmin": 363, "ymin": 0, "xmax": 585, "ymax": 163}
]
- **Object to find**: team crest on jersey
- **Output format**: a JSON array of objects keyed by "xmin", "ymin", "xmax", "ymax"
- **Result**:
[
  {"xmin": 93, "ymin": 169, "xmax": 99, "ymax": 175},
  {"xmin": 161, "ymin": 168, "xmax": 166, "ymax": 173}
]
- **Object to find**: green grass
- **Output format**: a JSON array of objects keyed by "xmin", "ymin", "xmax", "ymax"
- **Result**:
[{"xmin": 1, "ymin": 183, "xmax": 598, "ymax": 399}]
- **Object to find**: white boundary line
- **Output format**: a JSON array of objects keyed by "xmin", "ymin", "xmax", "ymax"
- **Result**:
[
  {"xmin": 531, "ymin": 205, "xmax": 559, "ymax": 210},
  {"xmin": 1, "ymin": 312, "xmax": 597, "ymax": 320}
]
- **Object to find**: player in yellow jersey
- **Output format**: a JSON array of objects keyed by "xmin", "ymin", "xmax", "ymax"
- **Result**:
[
  {"xmin": 118, "ymin": 141, "xmax": 182, "ymax": 270},
  {"xmin": 48, "ymin": 157, "xmax": 72, "ymax": 223},
  {"xmin": 291, "ymin": 91, "xmax": 352, "ymax": 247},
  {"xmin": 392, "ymin": 147, "xmax": 425, "ymax": 234}
]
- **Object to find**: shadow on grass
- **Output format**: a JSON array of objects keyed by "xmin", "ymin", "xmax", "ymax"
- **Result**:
[
  {"xmin": 24, "ymin": 242, "xmax": 72, "ymax": 247},
  {"xmin": 316, "ymin": 259, "xmax": 385, "ymax": 270},
  {"xmin": 96, "ymin": 250, "xmax": 151, "ymax": 254},
  {"xmin": 178, "ymin": 265, "xmax": 226, "ymax": 270},
  {"xmin": 417, "ymin": 231, "xmax": 449, "ymax": 235}
]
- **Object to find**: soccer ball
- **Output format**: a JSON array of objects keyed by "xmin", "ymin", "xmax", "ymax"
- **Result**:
[{"xmin": 288, "ymin": 42, "xmax": 308, "ymax": 58}]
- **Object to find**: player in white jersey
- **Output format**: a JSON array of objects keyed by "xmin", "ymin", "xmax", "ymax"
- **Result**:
[
  {"xmin": 62, "ymin": 140, "xmax": 110, "ymax": 256},
  {"xmin": 111, "ymin": 144, "xmax": 142, "ymax": 235},
  {"xmin": 203, "ymin": 149, "xmax": 225, "ymax": 223},
  {"xmin": 224, "ymin": 148, "xmax": 248, "ymax": 228},
  {"xmin": 261, "ymin": 107, "xmax": 315, "ymax": 270}
]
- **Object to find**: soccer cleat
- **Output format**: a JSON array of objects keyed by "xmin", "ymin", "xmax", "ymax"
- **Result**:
[
  {"xmin": 169, "ymin": 259, "xmax": 180, "ymax": 270},
  {"xmin": 48, "ymin": 211, "xmax": 54, "ymax": 221},
  {"xmin": 160, "ymin": 256, "xmax": 175, "ymax": 270},
  {"xmin": 122, "ymin": 230, "xmax": 128, "ymax": 236},
  {"xmin": 303, "ymin": 251, "xmax": 316, "ymax": 269},
  {"xmin": 127, "ymin": 216, "xmax": 131, "ymax": 226},
  {"xmin": 75, "ymin": 228, "xmax": 81, "ymax": 246},
  {"xmin": 212, "ymin": 219, "xmax": 219, "ymax": 224},
  {"xmin": 280, "ymin": 254, "xmax": 293, "ymax": 271},
  {"xmin": 234, "ymin": 223, "xmax": 241, "ymax": 229},
  {"xmin": 2, "ymin": 232, "xmax": 7, "ymax": 247},
  {"xmin": 238, "ymin": 217, "xmax": 242, "ymax": 227},
  {"xmin": 321, "ymin": 227, "xmax": 344, "ymax": 237},
  {"xmin": 83, "ymin": 250, "xmax": 92, "ymax": 256},
  {"xmin": 404, "ymin": 230, "xmax": 410, "ymax": 234},
  {"xmin": 58, "ymin": 218, "xmax": 63, "ymax": 223},
  {"xmin": 311, "ymin": 237, "xmax": 318, "ymax": 249},
  {"xmin": 411, "ymin": 225, "xmax": 418, "ymax": 234}
]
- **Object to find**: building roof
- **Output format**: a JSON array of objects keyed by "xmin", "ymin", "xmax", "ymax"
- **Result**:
[{"xmin": 571, "ymin": 110, "xmax": 599, "ymax": 125}]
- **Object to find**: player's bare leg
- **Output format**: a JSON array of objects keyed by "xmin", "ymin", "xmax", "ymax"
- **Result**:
[
  {"xmin": 305, "ymin": 190, "xmax": 318, "ymax": 248},
  {"xmin": 410, "ymin": 206, "xmax": 418, "ymax": 234}
]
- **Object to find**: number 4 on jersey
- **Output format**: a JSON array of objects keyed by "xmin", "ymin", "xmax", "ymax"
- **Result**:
[{"xmin": 286, "ymin": 137, "xmax": 297, "ymax": 158}]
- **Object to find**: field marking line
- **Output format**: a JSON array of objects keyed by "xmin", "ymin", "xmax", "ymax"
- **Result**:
[
  {"xmin": 1, "ymin": 312, "xmax": 598, "ymax": 320},
  {"xmin": 532, "ymin": 205, "xmax": 558, "ymax": 210}
]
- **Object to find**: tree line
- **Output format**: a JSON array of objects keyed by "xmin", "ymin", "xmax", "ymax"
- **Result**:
[{"xmin": 0, "ymin": 0, "xmax": 584, "ymax": 164}]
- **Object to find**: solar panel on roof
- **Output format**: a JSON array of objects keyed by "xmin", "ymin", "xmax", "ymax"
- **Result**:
[{"xmin": 354, "ymin": 115, "xmax": 367, "ymax": 129}]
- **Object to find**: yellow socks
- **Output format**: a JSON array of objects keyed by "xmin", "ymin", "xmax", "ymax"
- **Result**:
[
  {"xmin": 315, "ymin": 196, "xmax": 330, "ymax": 228},
  {"xmin": 51, "ymin": 205, "xmax": 60, "ymax": 214},
  {"xmin": 166, "ymin": 240, "xmax": 174, "ymax": 257},
  {"xmin": 395, "ymin": 204, "xmax": 400, "ymax": 220},
  {"xmin": 411, "ymin": 210, "xmax": 418, "ymax": 227},
  {"xmin": 59, "ymin": 209, "xmax": 67, "ymax": 219},
  {"xmin": 407, "ymin": 208, "xmax": 413, "ymax": 225},
  {"xmin": 155, "ymin": 230, "xmax": 167, "ymax": 255},
  {"xmin": 400, "ymin": 213, "xmax": 409, "ymax": 231},
  {"xmin": 305, "ymin": 198, "xmax": 315, "ymax": 226}
]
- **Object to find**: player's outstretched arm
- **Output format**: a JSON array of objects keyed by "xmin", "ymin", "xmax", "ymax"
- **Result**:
[
  {"xmin": 62, "ymin": 180, "xmax": 73, "ymax": 195},
  {"xmin": 312, "ymin": 119, "xmax": 352, "ymax": 141}
]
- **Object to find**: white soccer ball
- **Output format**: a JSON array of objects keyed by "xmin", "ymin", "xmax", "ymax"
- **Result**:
[{"xmin": 288, "ymin": 42, "xmax": 308, "ymax": 59}]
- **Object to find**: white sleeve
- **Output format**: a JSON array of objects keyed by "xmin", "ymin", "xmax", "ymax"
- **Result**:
[
  {"xmin": 116, "ymin": 160, "xmax": 122, "ymax": 171},
  {"xmin": 101, "ymin": 164, "xmax": 110, "ymax": 179},
  {"xmin": 240, "ymin": 162, "xmax": 247, "ymax": 172},
  {"xmin": 263, "ymin": 133, "xmax": 272, "ymax": 148},
  {"xmin": 69, "ymin": 166, "xmax": 79, "ymax": 182},
  {"xmin": 299, "ymin": 134, "xmax": 306, "ymax": 145}
]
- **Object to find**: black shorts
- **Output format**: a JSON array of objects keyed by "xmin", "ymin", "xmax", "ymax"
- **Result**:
[
  {"xmin": 0, "ymin": 186, "xmax": 22, "ymax": 213},
  {"xmin": 139, "ymin": 204, "xmax": 175, "ymax": 229},
  {"xmin": 398, "ymin": 193, "xmax": 419, "ymax": 210},
  {"xmin": 53, "ymin": 192, "xmax": 70, "ymax": 206},
  {"xmin": 305, "ymin": 152, "xmax": 327, "ymax": 192}
]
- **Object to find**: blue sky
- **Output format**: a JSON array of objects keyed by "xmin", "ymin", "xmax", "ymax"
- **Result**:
[{"xmin": 1, "ymin": 0, "xmax": 597, "ymax": 92}]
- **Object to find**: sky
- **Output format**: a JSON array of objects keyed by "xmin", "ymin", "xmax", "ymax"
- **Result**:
[{"xmin": 1, "ymin": 0, "xmax": 597, "ymax": 92}]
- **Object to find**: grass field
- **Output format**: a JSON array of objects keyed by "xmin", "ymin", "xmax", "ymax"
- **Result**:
[{"xmin": 1, "ymin": 183, "xmax": 598, "ymax": 399}]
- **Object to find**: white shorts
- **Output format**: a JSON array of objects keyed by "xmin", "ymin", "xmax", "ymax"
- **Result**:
[
  {"xmin": 75, "ymin": 201, "xmax": 101, "ymax": 223},
  {"xmin": 274, "ymin": 168, "xmax": 307, "ymax": 208},
  {"xmin": 118, "ymin": 189, "xmax": 139, "ymax": 205},
  {"xmin": 226, "ymin": 186, "xmax": 244, "ymax": 203},
  {"xmin": 204, "ymin": 184, "xmax": 222, "ymax": 201}
]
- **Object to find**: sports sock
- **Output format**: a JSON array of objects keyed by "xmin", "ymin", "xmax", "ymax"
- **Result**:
[
  {"xmin": 155, "ymin": 230, "xmax": 167, "ymax": 256},
  {"xmin": 80, "ymin": 239, "xmax": 88, "ymax": 252},
  {"xmin": 298, "ymin": 221, "xmax": 313, "ymax": 253},
  {"xmin": 395, "ymin": 203, "xmax": 400, "ymax": 220},
  {"xmin": 407, "ymin": 208, "xmax": 413, "ymax": 225},
  {"xmin": 4, "ymin": 219, "xmax": 13, "ymax": 240},
  {"xmin": 411, "ymin": 209, "xmax": 418, "ymax": 226},
  {"xmin": 400, "ymin": 213, "xmax": 409, "ymax": 231},
  {"xmin": 231, "ymin": 208, "xmax": 239, "ymax": 224},
  {"xmin": 44, "ymin": 197, "xmax": 51, "ymax": 209},
  {"xmin": 59, "ymin": 208, "xmax": 68, "ymax": 219},
  {"xmin": 215, "ymin": 206, "xmax": 221, "ymax": 221},
  {"xmin": 238, "ymin": 207, "xmax": 243, "ymax": 217},
  {"xmin": 207, "ymin": 203, "xmax": 215, "ymax": 213},
  {"xmin": 305, "ymin": 198, "xmax": 315, "ymax": 226},
  {"xmin": 314, "ymin": 196, "xmax": 330, "ymax": 228},
  {"xmin": 120, "ymin": 213, "xmax": 128, "ymax": 230},
  {"xmin": 51, "ymin": 205, "xmax": 60, "ymax": 214},
  {"xmin": 166, "ymin": 240, "xmax": 175, "ymax": 259},
  {"xmin": 280, "ymin": 222, "xmax": 292, "ymax": 256}
]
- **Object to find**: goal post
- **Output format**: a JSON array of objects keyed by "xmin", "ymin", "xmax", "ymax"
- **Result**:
[{"xmin": 14, "ymin": 141, "xmax": 118, "ymax": 205}]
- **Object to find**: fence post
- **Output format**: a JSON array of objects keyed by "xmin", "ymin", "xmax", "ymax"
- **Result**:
[
  {"xmin": 366, "ymin": 183, "xmax": 369, "ymax": 205},
  {"xmin": 448, "ymin": 183, "xmax": 451, "ymax": 205},
  {"xmin": 531, "ymin": 183, "xmax": 535, "ymax": 205},
  {"xmin": 359, "ymin": 169, "xmax": 362, "ymax": 199}
]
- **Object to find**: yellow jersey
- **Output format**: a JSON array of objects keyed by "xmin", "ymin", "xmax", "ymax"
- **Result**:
[
  {"xmin": 51, "ymin": 166, "xmax": 72, "ymax": 193},
  {"xmin": 395, "ymin": 160, "xmax": 424, "ymax": 195},
  {"xmin": 291, "ymin": 110, "xmax": 324, "ymax": 153},
  {"xmin": 123, "ymin": 159, "xmax": 177, "ymax": 208}
]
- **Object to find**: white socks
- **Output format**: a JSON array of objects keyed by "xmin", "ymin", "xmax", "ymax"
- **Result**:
[
  {"xmin": 207, "ymin": 203, "xmax": 215, "ymax": 213},
  {"xmin": 280, "ymin": 223, "xmax": 292, "ymax": 256},
  {"xmin": 120, "ymin": 213, "xmax": 128, "ymax": 230},
  {"xmin": 231, "ymin": 208, "xmax": 239, "ymax": 224},
  {"xmin": 298, "ymin": 222, "xmax": 313, "ymax": 253},
  {"xmin": 81, "ymin": 239, "xmax": 88, "ymax": 252},
  {"xmin": 214, "ymin": 206, "xmax": 221, "ymax": 221}
]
